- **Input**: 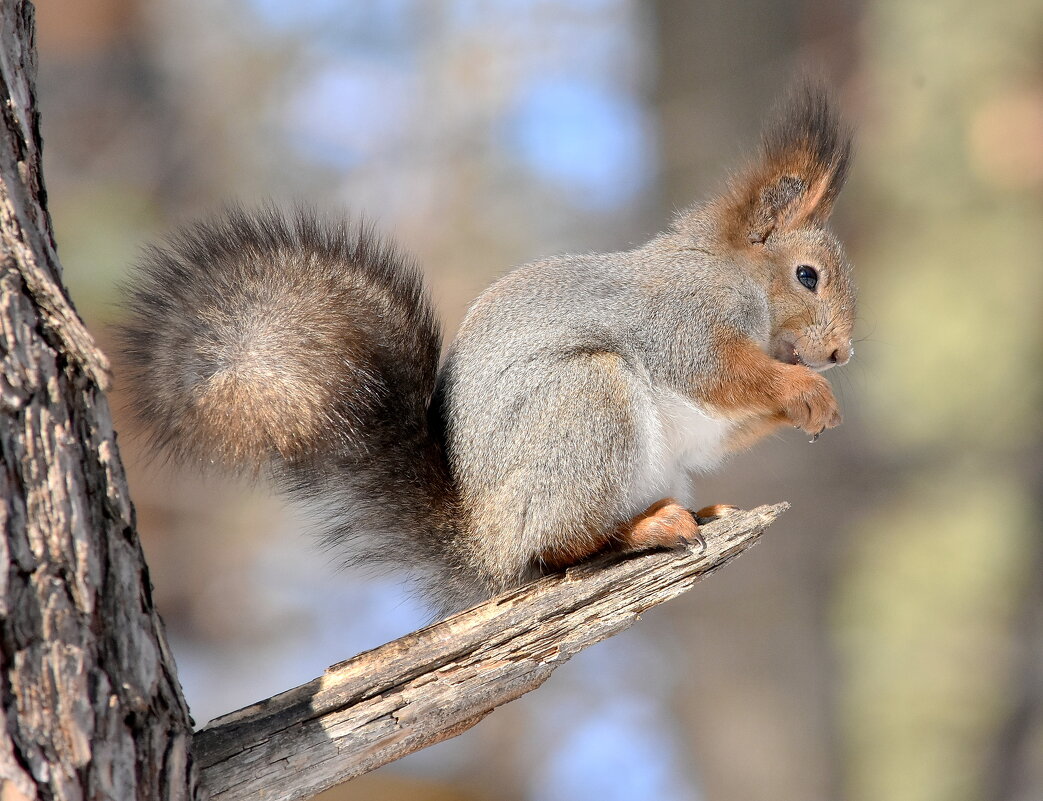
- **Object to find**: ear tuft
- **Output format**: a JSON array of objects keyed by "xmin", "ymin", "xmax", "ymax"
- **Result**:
[{"xmin": 719, "ymin": 82, "xmax": 852, "ymax": 245}]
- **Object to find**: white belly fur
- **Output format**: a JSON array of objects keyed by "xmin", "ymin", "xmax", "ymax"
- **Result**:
[{"xmin": 627, "ymin": 387, "xmax": 733, "ymax": 513}]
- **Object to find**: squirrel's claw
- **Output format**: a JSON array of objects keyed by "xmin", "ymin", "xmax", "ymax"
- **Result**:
[{"xmin": 677, "ymin": 527, "xmax": 707, "ymax": 552}]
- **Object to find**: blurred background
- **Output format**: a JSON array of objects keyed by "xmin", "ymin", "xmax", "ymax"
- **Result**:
[{"xmin": 35, "ymin": 1, "xmax": 1043, "ymax": 799}]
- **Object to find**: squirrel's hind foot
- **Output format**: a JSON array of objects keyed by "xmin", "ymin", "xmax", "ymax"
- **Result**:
[
  {"xmin": 694, "ymin": 504, "xmax": 740, "ymax": 525},
  {"xmin": 617, "ymin": 499, "xmax": 704, "ymax": 552},
  {"xmin": 535, "ymin": 497, "xmax": 709, "ymax": 575}
]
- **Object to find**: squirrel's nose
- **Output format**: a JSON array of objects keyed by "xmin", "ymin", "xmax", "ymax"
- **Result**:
[{"xmin": 830, "ymin": 342, "xmax": 853, "ymax": 366}]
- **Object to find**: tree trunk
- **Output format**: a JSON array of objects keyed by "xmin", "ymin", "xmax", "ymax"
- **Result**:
[{"xmin": 0, "ymin": 2, "xmax": 199, "ymax": 799}]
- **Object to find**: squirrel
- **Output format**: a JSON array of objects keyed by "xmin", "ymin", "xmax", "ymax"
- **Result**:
[{"xmin": 119, "ymin": 85, "xmax": 854, "ymax": 615}]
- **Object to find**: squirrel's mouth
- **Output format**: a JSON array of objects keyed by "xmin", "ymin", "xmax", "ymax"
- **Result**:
[
  {"xmin": 771, "ymin": 337, "xmax": 803, "ymax": 366},
  {"xmin": 781, "ymin": 347, "xmax": 803, "ymax": 366},
  {"xmin": 773, "ymin": 339, "xmax": 834, "ymax": 372}
]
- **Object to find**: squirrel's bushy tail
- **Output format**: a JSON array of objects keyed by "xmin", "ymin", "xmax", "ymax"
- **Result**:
[{"xmin": 119, "ymin": 207, "xmax": 461, "ymax": 596}]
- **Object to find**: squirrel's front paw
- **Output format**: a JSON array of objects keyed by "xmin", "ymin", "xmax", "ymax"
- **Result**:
[{"xmin": 779, "ymin": 369, "xmax": 841, "ymax": 435}]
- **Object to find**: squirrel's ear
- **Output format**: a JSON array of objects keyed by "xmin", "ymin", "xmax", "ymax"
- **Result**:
[{"xmin": 719, "ymin": 84, "xmax": 852, "ymax": 245}]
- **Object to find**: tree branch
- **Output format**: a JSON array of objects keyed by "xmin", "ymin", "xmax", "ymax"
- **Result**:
[{"xmin": 194, "ymin": 503, "xmax": 787, "ymax": 801}]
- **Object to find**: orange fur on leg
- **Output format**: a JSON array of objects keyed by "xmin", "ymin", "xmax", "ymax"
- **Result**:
[
  {"xmin": 538, "ymin": 539, "xmax": 606, "ymax": 572},
  {"xmin": 617, "ymin": 499, "xmax": 702, "ymax": 551},
  {"xmin": 701, "ymin": 334, "xmax": 840, "ymax": 436},
  {"xmin": 694, "ymin": 504, "xmax": 739, "ymax": 523},
  {"xmin": 537, "ymin": 499, "xmax": 703, "ymax": 572},
  {"xmin": 726, "ymin": 413, "xmax": 787, "ymax": 453}
]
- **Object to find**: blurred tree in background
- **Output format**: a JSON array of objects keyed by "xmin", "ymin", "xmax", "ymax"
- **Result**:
[
  {"xmin": 34, "ymin": 1, "xmax": 1043, "ymax": 800},
  {"xmin": 835, "ymin": 2, "xmax": 1043, "ymax": 801}
]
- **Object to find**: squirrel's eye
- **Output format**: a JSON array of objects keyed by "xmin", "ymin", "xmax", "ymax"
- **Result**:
[{"xmin": 796, "ymin": 265, "xmax": 818, "ymax": 291}]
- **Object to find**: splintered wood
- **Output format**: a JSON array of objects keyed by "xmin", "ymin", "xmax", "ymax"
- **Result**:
[{"xmin": 195, "ymin": 504, "xmax": 786, "ymax": 801}]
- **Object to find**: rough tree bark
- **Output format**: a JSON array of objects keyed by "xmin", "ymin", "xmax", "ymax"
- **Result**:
[
  {"xmin": 0, "ymin": 4, "xmax": 788, "ymax": 801},
  {"xmin": 0, "ymin": 3, "xmax": 199, "ymax": 799}
]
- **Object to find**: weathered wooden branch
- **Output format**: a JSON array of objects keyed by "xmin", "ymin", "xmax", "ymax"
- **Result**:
[{"xmin": 194, "ymin": 503, "xmax": 786, "ymax": 801}]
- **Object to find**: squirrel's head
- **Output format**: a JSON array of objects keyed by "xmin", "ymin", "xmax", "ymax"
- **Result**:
[{"xmin": 681, "ymin": 84, "xmax": 855, "ymax": 371}]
